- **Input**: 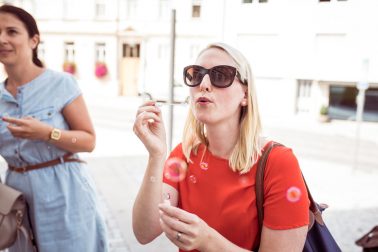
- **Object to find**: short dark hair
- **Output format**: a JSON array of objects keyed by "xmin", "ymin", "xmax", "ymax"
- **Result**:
[{"xmin": 0, "ymin": 4, "xmax": 43, "ymax": 67}]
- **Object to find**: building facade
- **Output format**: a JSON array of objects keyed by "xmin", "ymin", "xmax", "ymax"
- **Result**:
[{"xmin": 1, "ymin": 0, "xmax": 377, "ymax": 121}]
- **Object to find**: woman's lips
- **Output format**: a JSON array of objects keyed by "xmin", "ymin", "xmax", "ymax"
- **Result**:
[
  {"xmin": 0, "ymin": 49, "xmax": 12, "ymax": 56},
  {"xmin": 196, "ymin": 97, "xmax": 212, "ymax": 104}
]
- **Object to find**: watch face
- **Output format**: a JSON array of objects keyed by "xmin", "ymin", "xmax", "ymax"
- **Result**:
[{"xmin": 51, "ymin": 129, "xmax": 61, "ymax": 140}]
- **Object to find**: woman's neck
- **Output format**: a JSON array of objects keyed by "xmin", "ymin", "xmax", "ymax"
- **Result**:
[
  {"xmin": 205, "ymin": 123, "xmax": 240, "ymax": 159},
  {"xmin": 5, "ymin": 63, "xmax": 43, "ymax": 93}
]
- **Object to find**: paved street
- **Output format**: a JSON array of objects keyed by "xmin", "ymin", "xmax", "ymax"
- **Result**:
[{"xmin": 1, "ymin": 94, "xmax": 377, "ymax": 252}]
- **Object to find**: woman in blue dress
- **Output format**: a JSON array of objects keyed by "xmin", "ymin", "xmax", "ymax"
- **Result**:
[{"xmin": 0, "ymin": 4, "xmax": 108, "ymax": 252}]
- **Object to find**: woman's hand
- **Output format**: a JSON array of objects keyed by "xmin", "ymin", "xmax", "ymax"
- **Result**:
[
  {"xmin": 3, "ymin": 116, "xmax": 52, "ymax": 141},
  {"xmin": 133, "ymin": 101, "xmax": 167, "ymax": 157},
  {"xmin": 158, "ymin": 203, "xmax": 211, "ymax": 251}
]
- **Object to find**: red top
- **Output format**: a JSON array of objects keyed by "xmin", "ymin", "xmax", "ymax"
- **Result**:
[{"xmin": 163, "ymin": 142, "xmax": 309, "ymax": 251}]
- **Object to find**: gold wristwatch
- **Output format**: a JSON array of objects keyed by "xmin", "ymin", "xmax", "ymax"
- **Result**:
[{"xmin": 50, "ymin": 128, "xmax": 62, "ymax": 141}]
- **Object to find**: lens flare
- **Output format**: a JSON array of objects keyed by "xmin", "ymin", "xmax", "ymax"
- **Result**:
[
  {"xmin": 163, "ymin": 193, "xmax": 171, "ymax": 205},
  {"xmin": 200, "ymin": 162, "xmax": 208, "ymax": 170},
  {"xmin": 150, "ymin": 176, "xmax": 156, "ymax": 183},
  {"xmin": 189, "ymin": 175, "xmax": 197, "ymax": 184},
  {"xmin": 239, "ymin": 176, "xmax": 249, "ymax": 186},
  {"xmin": 286, "ymin": 186, "xmax": 302, "ymax": 203},
  {"xmin": 163, "ymin": 157, "xmax": 187, "ymax": 182}
]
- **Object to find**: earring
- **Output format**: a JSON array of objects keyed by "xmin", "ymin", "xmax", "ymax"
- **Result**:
[{"xmin": 241, "ymin": 101, "xmax": 247, "ymax": 106}]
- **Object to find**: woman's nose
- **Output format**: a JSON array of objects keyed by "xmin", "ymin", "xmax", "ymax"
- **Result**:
[
  {"xmin": 0, "ymin": 32, "xmax": 8, "ymax": 43},
  {"xmin": 199, "ymin": 74, "xmax": 212, "ymax": 92}
]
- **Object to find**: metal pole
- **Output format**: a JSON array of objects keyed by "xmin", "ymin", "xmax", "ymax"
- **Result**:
[
  {"xmin": 116, "ymin": 0, "xmax": 121, "ymax": 96},
  {"xmin": 353, "ymin": 89, "xmax": 365, "ymax": 170},
  {"xmin": 167, "ymin": 9, "xmax": 176, "ymax": 151},
  {"xmin": 353, "ymin": 59, "xmax": 369, "ymax": 170}
]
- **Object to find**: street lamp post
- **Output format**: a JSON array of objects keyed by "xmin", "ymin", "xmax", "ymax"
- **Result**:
[
  {"xmin": 353, "ymin": 58, "xmax": 370, "ymax": 170},
  {"xmin": 167, "ymin": 9, "xmax": 176, "ymax": 151}
]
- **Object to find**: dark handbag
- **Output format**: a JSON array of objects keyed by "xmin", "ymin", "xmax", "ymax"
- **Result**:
[
  {"xmin": 254, "ymin": 142, "xmax": 342, "ymax": 252},
  {"xmin": 355, "ymin": 226, "xmax": 378, "ymax": 252},
  {"xmin": 0, "ymin": 179, "xmax": 37, "ymax": 251}
]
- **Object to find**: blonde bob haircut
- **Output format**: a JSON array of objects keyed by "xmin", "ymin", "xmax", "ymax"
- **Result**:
[{"xmin": 182, "ymin": 42, "xmax": 262, "ymax": 174}]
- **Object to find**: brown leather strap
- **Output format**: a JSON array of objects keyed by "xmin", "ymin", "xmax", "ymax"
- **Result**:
[
  {"xmin": 254, "ymin": 142, "xmax": 318, "ymax": 251},
  {"xmin": 8, "ymin": 153, "xmax": 85, "ymax": 173},
  {"xmin": 255, "ymin": 142, "xmax": 282, "ymax": 238}
]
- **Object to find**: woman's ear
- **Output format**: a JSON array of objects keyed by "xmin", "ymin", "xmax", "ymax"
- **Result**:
[
  {"xmin": 30, "ymin": 34, "xmax": 39, "ymax": 49},
  {"xmin": 241, "ymin": 91, "xmax": 248, "ymax": 106}
]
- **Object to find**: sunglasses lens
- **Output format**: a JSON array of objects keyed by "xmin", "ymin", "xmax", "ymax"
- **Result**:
[
  {"xmin": 210, "ymin": 66, "xmax": 236, "ymax": 88},
  {"xmin": 184, "ymin": 66, "xmax": 204, "ymax": 86},
  {"xmin": 183, "ymin": 65, "xmax": 237, "ymax": 88}
]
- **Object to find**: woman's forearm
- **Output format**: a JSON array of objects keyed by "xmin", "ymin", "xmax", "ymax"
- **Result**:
[
  {"xmin": 47, "ymin": 128, "xmax": 96, "ymax": 153},
  {"xmin": 132, "ymin": 154, "xmax": 166, "ymax": 244},
  {"xmin": 200, "ymin": 226, "xmax": 252, "ymax": 252}
]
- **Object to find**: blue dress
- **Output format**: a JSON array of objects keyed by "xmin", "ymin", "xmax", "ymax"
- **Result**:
[{"xmin": 0, "ymin": 69, "xmax": 108, "ymax": 252}]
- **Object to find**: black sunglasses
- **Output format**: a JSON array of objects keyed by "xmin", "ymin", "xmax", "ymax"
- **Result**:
[{"xmin": 183, "ymin": 65, "xmax": 247, "ymax": 88}]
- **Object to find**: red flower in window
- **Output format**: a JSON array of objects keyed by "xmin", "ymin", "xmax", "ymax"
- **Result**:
[
  {"xmin": 95, "ymin": 62, "xmax": 108, "ymax": 78},
  {"xmin": 63, "ymin": 61, "xmax": 76, "ymax": 75}
]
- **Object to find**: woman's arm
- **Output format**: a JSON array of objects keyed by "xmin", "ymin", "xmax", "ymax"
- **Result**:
[
  {"xmin": 132, "ymin": 154, "xmax": 166, "ymax": 244},
  {"xmin": 3, "ymin": 95, "xmax": 95, "ymax": 153},
  {"xmin": 132, "ymin": 101, "xmax": 176, "ymax": 244},
  {"xmin": 259, "ymin": 225, "xmax": 307, "ymax": 252},
  {"xmin": 54, "ymin": 95, "xmax": 95, "ymax": 152}
]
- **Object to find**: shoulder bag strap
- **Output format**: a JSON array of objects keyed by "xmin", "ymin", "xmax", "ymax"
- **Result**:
[
  {"xmin": 255, "ymin": 142, "xmax": 282, "ymax": 236},
  {"xmin": 255, "ymin": 142, "xmax": 319, "ymax": 250}
]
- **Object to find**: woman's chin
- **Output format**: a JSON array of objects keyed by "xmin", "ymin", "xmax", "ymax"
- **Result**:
[{"xmin": 194, "ymin": 115, "xmax": 212, "ymax": 125}]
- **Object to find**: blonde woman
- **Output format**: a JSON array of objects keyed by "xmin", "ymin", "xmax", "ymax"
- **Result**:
[{"xmin": 133, "ymin": 43, "xmax": 309, "ymax": 251}]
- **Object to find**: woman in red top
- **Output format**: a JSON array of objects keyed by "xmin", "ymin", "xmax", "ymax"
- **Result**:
[{"xmin": 133, "ymin": 43, "xmax": 309, "ymax": 251}]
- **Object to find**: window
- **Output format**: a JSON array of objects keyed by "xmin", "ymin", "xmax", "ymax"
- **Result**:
[
  {"xmin": 242, "ymin": 0, "xmax": 253, "ymax": 3},
  {"xmin": 296, "ymin": 79, "xmax": 313, "ymax": 113},
  {"xmin": 328, "ymin": 85, "xmax": 378, "ymax": 122},
  {"xmin": 159, "ymin": 0, "xmax": 170, "ymax": 19},
  {"xmin": 192, "ymin": 0, "xmax": 201, "ymax": 18},
  {"xmin": 127, "ymin": 0, "xmax": 138, "ymax": 20},
  {"xmin": 297, "ymin": 80, "xmax": 312, "ymax": 98},
  {"xmin": 63, "ymin": 0, "xmax": 81, "ymax": 20},
  {"xmin": 64, "ymin": 42, "xmax": 75, "ymax": 62},
  {"xmin": 192, "ymin": 5, "xmax": 201, "ymax": 18},
  {"xmin": 95, "ymin": 0, "xmax": 106, "ymax": 18},
  {"xmin": 123, "ymin": 44, "xmax": 140, "ymax": 58},
  {"xmin": 95, "ymin": 43, "xmax": 106, "ymax": 62},
  {"xmin": 63, "ymin": 42, "xmax": 76, "ymax": 74}
]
